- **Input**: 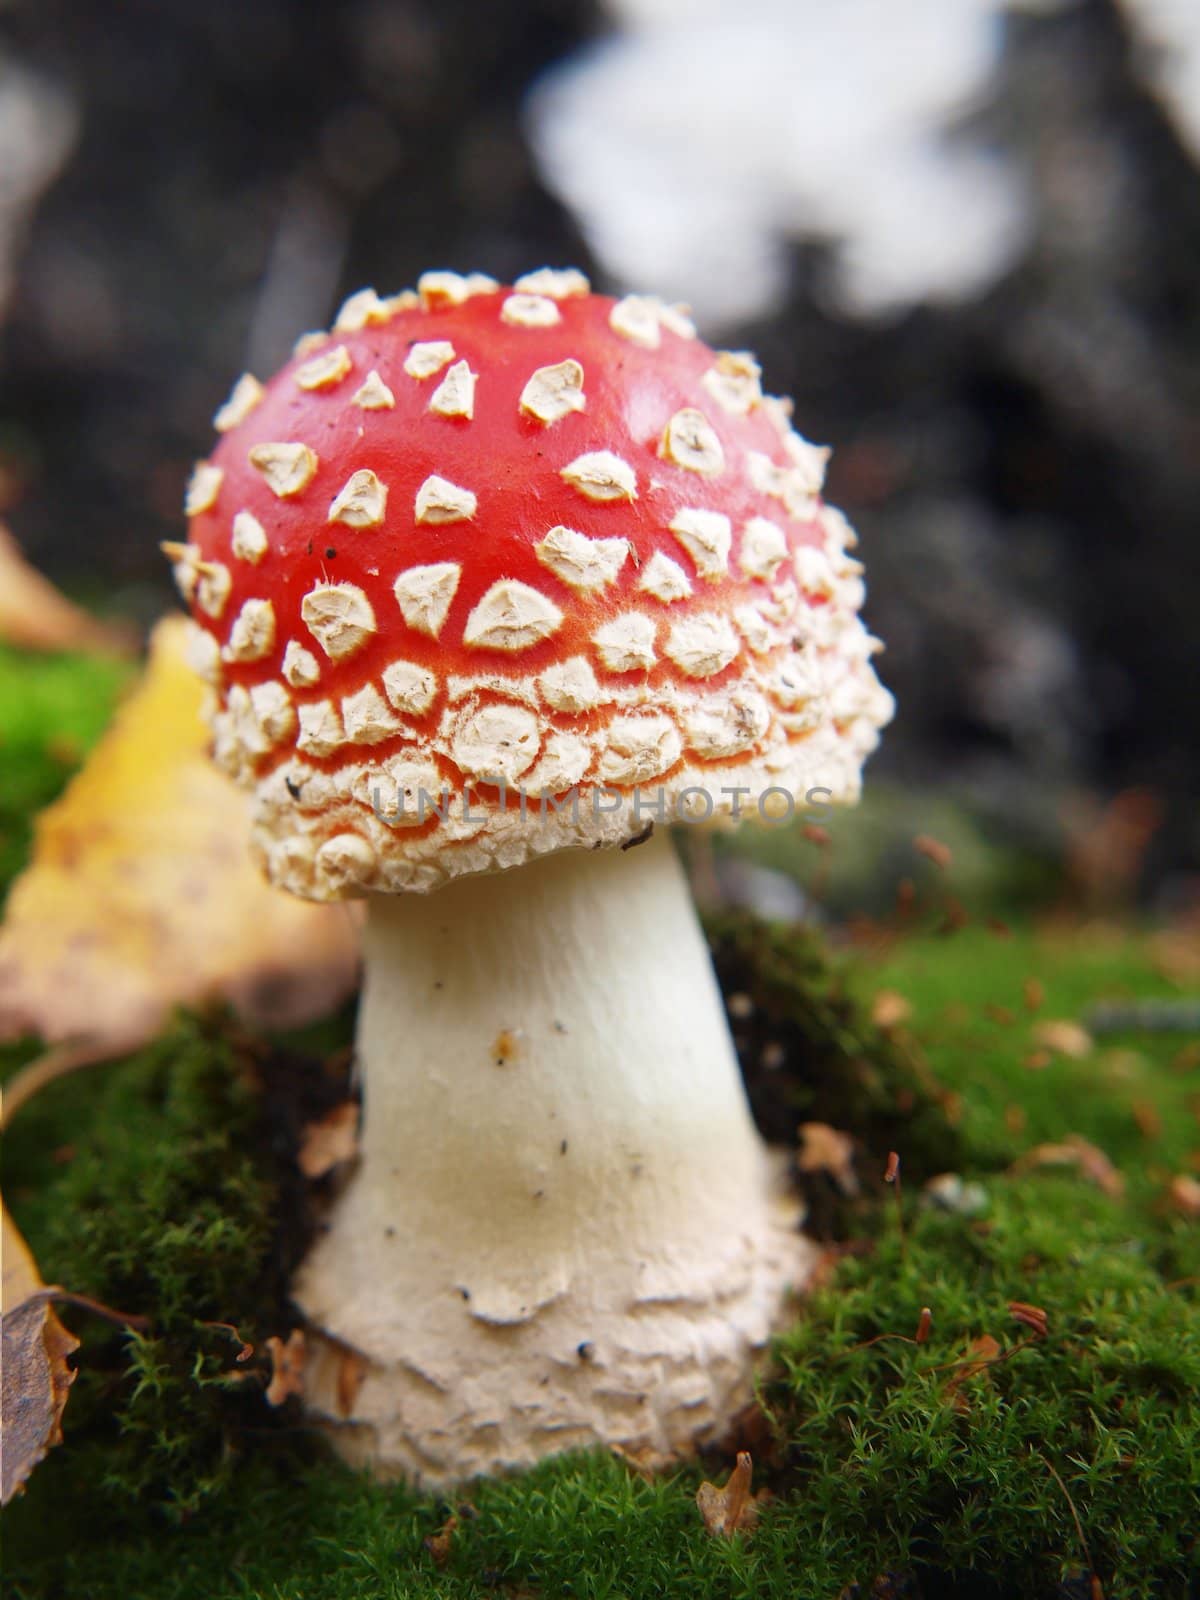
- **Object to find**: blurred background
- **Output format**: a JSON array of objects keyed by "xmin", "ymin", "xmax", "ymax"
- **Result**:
[{"xmin": 1, "ymin": 0, "xmax": 1198, "ymax": 915}]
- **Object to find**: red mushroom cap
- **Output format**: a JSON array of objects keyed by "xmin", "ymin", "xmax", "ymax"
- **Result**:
[{"xmin": 172, "ymin": 269, "xmax": 892, "ymax": 898}]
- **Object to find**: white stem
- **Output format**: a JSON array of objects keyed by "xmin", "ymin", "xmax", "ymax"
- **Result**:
[{"xmin": 296, "ymin": 831, "xmax": 812, "ymax": 1483}]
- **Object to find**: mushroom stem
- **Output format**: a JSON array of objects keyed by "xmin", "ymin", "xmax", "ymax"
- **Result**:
[{"xmin": 295, "ymin": 829, "xmax": 812, "ymax": 1483}]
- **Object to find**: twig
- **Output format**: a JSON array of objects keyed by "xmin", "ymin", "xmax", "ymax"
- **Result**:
[
  {"xmin": 929, "ymin": 1335, "xmax": 1038, "ymax": 1375},
  {"xmin": 7, "ymin": 1285, "xmax": 150, "ymax": 1332},
  {"xmin": 1035, "ymin": 1447, "xmax": 1102, "ymax": 1599},
  {"xmin": 1, "ymin": 1034, "xmax": 146, "ymax": 1130}
]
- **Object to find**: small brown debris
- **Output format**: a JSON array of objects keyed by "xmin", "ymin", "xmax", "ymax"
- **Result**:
[
  {"xmin": 913, "ymin": 834, "xmax": 953, "ymax": 870},
  {"xmin": 492, "ymin": 1029, "xmax": 521, "ymax": 1066},
  {"xmin": 915, "ymin": 1306, "xmax": 932, "ymax": 1344},
  {"xmin": 1169, "ymin": 1174, "xmax": 1200, "ymax": 1217},
  {"xmin": 984, "ymin": 1004, "xmax": 1016, "ymax": 1026},
  {"xmin": 297, "ymin": 1100, "xmax": 360, "ymax": 1179},
  {"xmin": 1131, "ymin": 1100, "xmax": 1162, "ymax": 1140},
  {"xmin": 871, "ymin": 990, "xmax": 912, "ymax": 1030},
  {"xmin": 942, "ymin": 1333, "xmax": 1002, "ymax": 1413},
  {"xmin": 1024, "ymin": 1049, "xmax": 1053, "ymax": 1072},
  {"xmin": 796, "ymin": 1122, "xmax": 859, "ymax": 1195},
  {"xmin": 264, "ymin": 1329, "xmax": 306, "ymax": 1405},
  {"xmin": 1023, "ymin": 977, "xmax": 1045, "ymax": 1013},
  {"xmin": 1005, "ymin": 1104, "xmax": 1028, "ymax": 1134},
  {"xmin": 696, "ymin": 1451, "xmax": 760, "ymax": 1537},
  {"xmin": 336, "ymin": 1347, "xmax": 368, "ymax": 1416},
  {"xmin": 1009, "ymin": 1301, "xmax": 1049, "ymax": 1339},
  {"xmin": 424, "ymin": 1512, "xmax": 459, "ymax": 1567},
  {"xmin": 1151, "ymin": 928, "xmax": 1200, "ymax": 986},
  {"xmin": 1011, "ymin": 1135, "xmax": 1125, "ymax": 1199},
  {"xmin": 1032, "ymin": 1020, "xmax": 1094, "ymax": 1060}
]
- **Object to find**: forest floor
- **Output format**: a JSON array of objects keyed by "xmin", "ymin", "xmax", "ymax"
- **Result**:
[{"xmin": 1, "ymin": 645, "xmax": 1197, "ymax": 1600}]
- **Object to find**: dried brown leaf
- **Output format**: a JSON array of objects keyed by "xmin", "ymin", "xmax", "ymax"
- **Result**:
[
  {"xmin": 696, "ymin": 1451, "xmax": 760, "ymax": 1537},
  {"xmin": 297, "ymin": 1101, "xmax": 360, "ymax": 1179},
  {"xmin": 0, "ymin": 617, "xmax": 360, "ymax": 1049},
  {"xmin": 1, "ymin": 1206, "xmax": 79, "ymax": 1503},
  {"xmin": 424, "ymin": 1513, "xmax": 459, "ymax": 1567}
]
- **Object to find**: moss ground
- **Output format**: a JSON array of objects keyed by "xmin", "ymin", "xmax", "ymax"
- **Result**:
[{"xmin": 1, "ymin": 649, "xmax": 1198, "ymax": 1599}]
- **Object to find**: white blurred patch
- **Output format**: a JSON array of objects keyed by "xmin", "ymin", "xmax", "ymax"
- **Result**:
[
  {"xmin": 531, "ymin": 0, "xmax": 1200, "ymax": 328},
  {"xmin": 1123, "ymin": 0, "xmax": 1200, "ymax": 159},
  {"xmin": 0, "ymin": 56, "xmax": 77, "ymax": 320},
  {"xmin": 528, "ymin": 0, "xmax": 1036, "ymax": 326}
]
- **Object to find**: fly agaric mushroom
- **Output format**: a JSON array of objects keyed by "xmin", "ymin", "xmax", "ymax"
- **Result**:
[{"xmin": 171, "ymin": 267, "xmax": 892, "ymax": 1483}]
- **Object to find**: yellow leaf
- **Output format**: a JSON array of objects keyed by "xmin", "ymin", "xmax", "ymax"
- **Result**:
[{"xmin": 0, "ymin": 616, "xmax": 360, "ymax": 1047}]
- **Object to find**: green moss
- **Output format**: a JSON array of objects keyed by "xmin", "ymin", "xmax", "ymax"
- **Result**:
[
  {"xmin": 709, "ymin": 915, "xmax": 964, "ymax": 1184},
  {"xmin": 3, "ymin": 1016, "xmax": 288, "ymax": 1521},
  {"xmin": 0, "ymin": 644, "xmax": 134, "ymax": 901},
  {"xmin": 770, "ymin": 1183, "xmax": 1199, "ymax": 1598},
  {"xmin": 3, "ymin": 915, "xmax": 1197, "ymax": 1599}
]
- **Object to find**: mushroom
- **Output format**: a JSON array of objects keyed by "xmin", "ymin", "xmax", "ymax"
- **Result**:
[{"xmin": 171, "ymin": 269, "xmax": 893, "ymax": 1484}]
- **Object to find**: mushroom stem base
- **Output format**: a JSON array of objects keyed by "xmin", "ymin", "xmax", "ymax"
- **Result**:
[{"xmin": 294, "ymin": 831, "xmax": 814, "ymax": 1484}]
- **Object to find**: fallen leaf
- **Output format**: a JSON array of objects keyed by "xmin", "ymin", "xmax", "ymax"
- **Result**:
[
  {"xmin": 797, "ymin": 1122, "xmax": 859, "ymax": 1196},
  {"xmin": 1031, "ymin": 1020, "xmax": 1094, "ymax": 1060},
  {"xmin": 1011, "ymin": 1135, "xmax": 1125, "ymax": 1199},
  {"xmin": 1, "ymin": 1205, "xmax": 79, "ymax": 1503},
  {"xmin": 1168, "ymin": 1174, "xmax": 1200, "ymax": 1218},
  {"xmin": 871, "ymin": 990, "xmax": 912, "ymax": 1030},
  {"xmin": 0, "ymin": 617, "xmax": 360, "ymax": 1048},
  {"xmin": 0, "ymin": 524, "xmax": 135, "ymax": 656},
  {"xmin": 696, "ymin": 1451, "xmax": 760, "ymax": 1537},
  {"xmin": 264, "ymin": 1329, "xmax": 306, "ymax": 1405},
  {"xmin": 297, "ymin": 1101, "xmax": 360, "ymax": 1179},
  {"xmin": 942, "ymin": 1333, "xmax": 1001, "ymax": 1413}
]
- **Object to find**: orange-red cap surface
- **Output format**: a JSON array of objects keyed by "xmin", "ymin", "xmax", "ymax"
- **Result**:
[{"xmin": 172, "ymin": 269, "xmax": 892, "ymax": 898}]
